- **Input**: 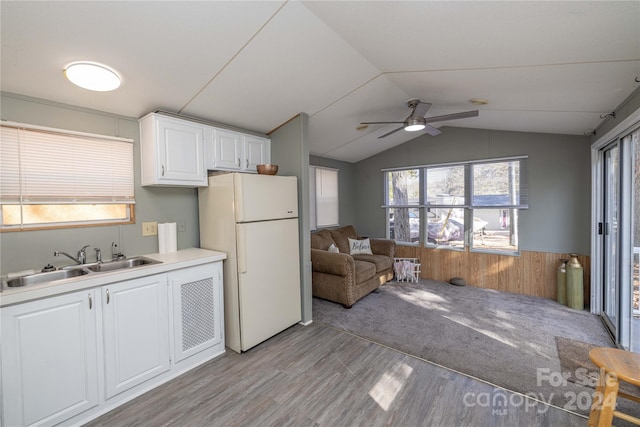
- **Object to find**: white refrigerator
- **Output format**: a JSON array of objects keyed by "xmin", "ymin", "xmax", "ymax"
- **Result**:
[{"xmin": 198, "ymin": 173, "xmax": 301, "ymax": 353}]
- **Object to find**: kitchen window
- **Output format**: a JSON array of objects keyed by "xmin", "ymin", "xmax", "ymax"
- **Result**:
[
  {"xmin": 1, "ymin": 122, "xmax": 135, "ymax": 231},
  {"xmin": 383, "ymin": 157, "xmax": 528, "ymax": 254}
]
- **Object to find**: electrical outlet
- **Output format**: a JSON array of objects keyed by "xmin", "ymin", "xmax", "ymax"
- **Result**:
[
  {"xmin": 177, "ymin": 219, "xmax": 186, "ymax": 232},
  {"xmin": 142, "ymin": 221, "xmax": 158, "ymax": 236}
]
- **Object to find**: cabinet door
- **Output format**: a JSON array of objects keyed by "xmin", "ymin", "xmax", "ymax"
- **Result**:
[
  {"xmin": 103, "ymin": 274, "xmax": 170, "ymax": 399},
  {"xmin": 170, "ymin": 262, "xmax": 223, "ymax": 362},
  {"xmin": 214, "ymin": 129, "xmax": 242, "ymax": 170},
  {"xmin": 156, "ymin": 117, "xmax": 207, "ymax": 185},
  {"xmin": 1, "ymin": 290, "xmax": 99, "ymax": 426},
  {"xmin": 244, "ymin": 135, "xmax": 271, "ymax": 172}
]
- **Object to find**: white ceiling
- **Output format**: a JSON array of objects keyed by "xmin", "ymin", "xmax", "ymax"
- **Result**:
[{"xmin": 2, "ymin": 1, "xmax": 639, "ymax": 163}]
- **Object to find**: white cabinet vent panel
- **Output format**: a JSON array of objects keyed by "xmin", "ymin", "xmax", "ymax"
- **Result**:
[{"xmin": 181, "ymin": 278, "xmax": 215, "ymax": 352}]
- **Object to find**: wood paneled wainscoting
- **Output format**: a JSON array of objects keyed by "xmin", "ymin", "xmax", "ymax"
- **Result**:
[{"xmin": 395, "ymin": 245, "xmax": 591, "ymax": 306}]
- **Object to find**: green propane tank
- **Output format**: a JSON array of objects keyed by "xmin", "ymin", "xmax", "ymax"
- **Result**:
[
  {"xmin": 556, "ymin": 259, "xmax": 568, "ymax": 306},
  {"xmin": 566, "ymin": 254, "xmax": 584, "ymax": 310}
]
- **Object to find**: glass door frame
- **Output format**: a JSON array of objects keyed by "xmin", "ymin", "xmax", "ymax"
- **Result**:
[
  {"xmin": 601, "ymin": 142, "xmax": 620, "ymax": 340},
  {"xmin": 592, "ymin": 118, "xmax": 639, "ymax": 352}
]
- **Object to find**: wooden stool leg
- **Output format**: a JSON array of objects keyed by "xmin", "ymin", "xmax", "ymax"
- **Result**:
[
  {"xmin": 590, "ymin": 370, "xmax": 620, "ymax": 427},
  {"xmin": 589, "ymin": 368, "xmax": 606, "ymax": 426}
]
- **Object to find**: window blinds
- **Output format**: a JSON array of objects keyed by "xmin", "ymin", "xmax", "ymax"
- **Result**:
[
  {"xmin": 1, "ymin": 123, "xmax": 134, "ymax": 204},
  {"xmin": 315, "ymin": 167, "xmax": 339, "ymax": 227}
]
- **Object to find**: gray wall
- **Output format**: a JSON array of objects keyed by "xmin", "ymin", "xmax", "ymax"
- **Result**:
[
  {"xmin": 1, "ymin": 93, "xmax": 200, "ymax": 274},
  {"xmin": 270, "ymin": 114, "xmax": 312, "ymax": 324},
  {"xmin": 352, "ymin": 127, "xmax": 592, "ymax": 254},
  {"xmin": 309, "ymin": 155, "xmax": 356, "ymax": 227}
]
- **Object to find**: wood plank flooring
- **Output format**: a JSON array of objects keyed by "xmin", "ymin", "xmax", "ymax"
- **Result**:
[{"xmin": 84, "ymin": 323, "xmax": 585, "ymax": 427}]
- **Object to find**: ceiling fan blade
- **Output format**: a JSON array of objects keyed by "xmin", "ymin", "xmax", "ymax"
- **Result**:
[
  {"xmin": 413, "ymin": 102, "xmax": 432, "ymax": 118},
  {"xmin": 360, "ymin": 121, "xmax": 406, "ymax": 125},
  {"xmin": 423, "ymin": 124, "xmax": 442, "ymax": 136},
  {"xmin": 424, "ymin": 110, "xmax": 479, "ymax": 123},
  {"xmin": 378, "ymin": 126, "xmax": 404, "ymax": 138}
]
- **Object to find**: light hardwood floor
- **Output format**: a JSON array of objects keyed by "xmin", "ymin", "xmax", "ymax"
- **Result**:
[{"xmin": 85, "ymin": 323, "xmax": 585, "ymax": 427}]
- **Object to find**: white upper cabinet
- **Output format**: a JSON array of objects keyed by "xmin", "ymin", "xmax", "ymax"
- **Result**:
[
  {"xmin": 205, "ymin": 128, "xmax": 270, "ymax": 173},
  {"xmin": 244, "ymin": 134, "xmax": 271, "ymax": 171},
  {"xmin": 140, "ymin": 112, "xmax": 270, "ymax": 182},
  {"xmin": 139, "ymin": 113, "xmax": 208, "ymax": 187},
  {"xmin": 210, "ymin": 128, "xmax": 242, "ymax": 170}
]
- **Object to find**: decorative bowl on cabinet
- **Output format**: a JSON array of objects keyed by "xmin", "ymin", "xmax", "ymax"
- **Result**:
[{"xmin": 257, "ymin": 164, "xmax": 278, "ymax": 175}]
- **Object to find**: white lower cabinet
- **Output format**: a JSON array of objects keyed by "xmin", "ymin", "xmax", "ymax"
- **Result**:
[
  {"xmin": 1, "ymin": 259, "xmax": 225, "ymax": 427},
  {"xmin": 1, "ymin": 290, "xmax": 99, "ymax": 427},
  {"xmin": 102, "ymin": 274, "xmax": 170, "ymax": 399},
  {"xmin": 170, "ymin": 262, "xmax": 223, "ymax": 363}
]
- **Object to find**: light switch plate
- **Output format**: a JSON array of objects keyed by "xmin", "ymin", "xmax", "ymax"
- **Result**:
[{"xmin": 142, "ymin": 221, "xmax": 158, "ymax": 236}]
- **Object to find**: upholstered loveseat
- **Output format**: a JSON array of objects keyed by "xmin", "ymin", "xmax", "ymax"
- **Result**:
[{"xmin": 310, "ymin": 225, "xmax": 396, "ymax": 308}]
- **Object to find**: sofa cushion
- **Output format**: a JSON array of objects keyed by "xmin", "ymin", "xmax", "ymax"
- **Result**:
[
  {"xmin": 329, "ymin": 229, "xmax": 350, "ymax": 254},
  {"xmin": 333, "ymin": 225, "xmax": 357, "ymax": 239},
  {"xmin": 354, "ymin": 260, "xmax": 376, "ymax": 283},
  {"xmin": 352, "ymin": 254, "xmax": 393, "ymax": 273},
  {"xmin": 348, "ymin": 237, "xmax": 373, "ymax": 255},
  {"xmin": 311, "ymin": 229, "xmax": 335, "ymax": 250}
]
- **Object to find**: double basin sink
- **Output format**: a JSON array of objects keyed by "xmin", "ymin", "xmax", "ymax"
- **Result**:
[{"xmin": 3, "ymin": 256, "xmax": 161, "ymax": 289}]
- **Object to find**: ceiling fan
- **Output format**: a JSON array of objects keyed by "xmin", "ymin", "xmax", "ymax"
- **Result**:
[{"xmin": 361, "ymin": 98, "xmax": 479, "ymax": 138}]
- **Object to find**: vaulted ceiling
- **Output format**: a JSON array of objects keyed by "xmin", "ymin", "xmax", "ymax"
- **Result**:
[{"xmin": 2, "ymin": 1, "xmax": 639, "ymax": 162}]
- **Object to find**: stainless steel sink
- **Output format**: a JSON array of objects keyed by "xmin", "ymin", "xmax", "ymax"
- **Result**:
[
  {"xmin": 3, "ymin": 256, "xmax": 162, "ymax": 289},
  {"xmin": 86, "ymin": 256, "xmax": 161, "ymax": 272},
  {"xmin": 4, "ymin": 268, "xmax": 89, "ymax": 288}
]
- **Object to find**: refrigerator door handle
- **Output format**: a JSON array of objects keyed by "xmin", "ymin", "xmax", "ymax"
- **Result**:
[{"xmin": 237, "ymin": 225, "xmax": 247, "ymax": 274}]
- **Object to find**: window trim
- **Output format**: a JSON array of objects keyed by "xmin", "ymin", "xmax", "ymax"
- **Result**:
[{"xmin": 382, "ymin": 156, "xmax": 527, "ymax": 254}]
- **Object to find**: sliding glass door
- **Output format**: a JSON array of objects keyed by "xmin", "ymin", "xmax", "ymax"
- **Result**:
[
  {"xmin": 631, "ymin": 131, "xmax": 639, "ymax": 353},
  {"xmin": 595, "ymin": 128, "xmax": 639, "ymax": 353}
]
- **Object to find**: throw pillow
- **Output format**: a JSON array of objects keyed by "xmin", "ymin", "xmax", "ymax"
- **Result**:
[
  {"xmin": 348, "ymin": 237, "xmax": 373, "ymax": 255},
  {"xmin": 328, "ymin": 243, "xmax": 339, "ymax": 253}
]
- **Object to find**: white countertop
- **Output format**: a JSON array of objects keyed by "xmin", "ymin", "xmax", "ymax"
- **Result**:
[{"xmin": 0, "ymin": 248, "xmax": 226, "ymax": 307}]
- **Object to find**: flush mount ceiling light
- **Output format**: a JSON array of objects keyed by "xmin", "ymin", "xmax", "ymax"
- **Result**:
[
  {"xmin": 404, "ymin": 117, "xmax": 426, "ymax": 132},
  {"xmin": 64, "ymin": 62, "xmax": 121, "ymax": 91}
]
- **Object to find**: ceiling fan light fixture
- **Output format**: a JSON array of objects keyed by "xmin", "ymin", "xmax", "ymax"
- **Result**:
[
  {"xmin": 404, "ymin": 118, "xmax": 426, "ymax": 132},
  {"xmin": 64, "ymin": 61, "xmax": 121, "ymax": 91}
]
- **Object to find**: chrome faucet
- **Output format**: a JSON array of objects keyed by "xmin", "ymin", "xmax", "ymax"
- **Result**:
[
  {"xmin": 53, "ymin": 244, "xmax": 90, "ymax": 265},
  {"xmin": 77, "ymin": 245, "xmax": 90, "ymax": 264},
  {"xmin": 54, "ymin": 251, "xmax": 80, "ymax": 264},
  {"xmin": 94, "ymin": 247, "xmax": 102, "ymax": 263}
]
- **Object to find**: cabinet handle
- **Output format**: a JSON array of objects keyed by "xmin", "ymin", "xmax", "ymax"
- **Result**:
[
  {"xmin": 246, "ymin": 158, "xmax": 249, "ymax": 169},
  {"xmin": 161, "ymin": 165, "xmax": 165, "ymax": 176},
  {"xmin": 88, "ymin": 293, "xmax": 93, "ymax": 310},
  {"xmin": 106, "ymin": 289, "xmax": 110, "ymax": 304},
  {"xmin": 236, "ymin": 158, "xmax": 240, "ymax": 167}
]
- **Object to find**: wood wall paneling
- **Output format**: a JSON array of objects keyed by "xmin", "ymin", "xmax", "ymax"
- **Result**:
[{"xmin": 394, "ymin": 246, "xmax": 591, "ymax": 307}]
